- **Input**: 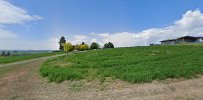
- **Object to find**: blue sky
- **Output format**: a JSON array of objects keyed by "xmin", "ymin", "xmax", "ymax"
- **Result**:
[{"xmin": 1, "ymin": 0, "xmax": 203, "ymax": 50}]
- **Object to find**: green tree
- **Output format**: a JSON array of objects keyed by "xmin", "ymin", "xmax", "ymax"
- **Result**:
[
  {"xmin": 1, "ymin": 51, "xmax": 5, "ymax": 56},
  {"xmin": 90, "ymin": 42, "xmax": 100, "ymax": 50},
  {"xmin": 108, "ymin": 42, "xmax": 114, "ymax": 48},
  {"xmin": 6, "ymin": 51, "xmax": 11, "ymax": 56},
  {"xmin": 103, "ymin": 42, "xmax": 114, "ymax": 49},
  {"xmin": 59, "ymin": 36, "xmax": 66, "ymax": 51},
  {"xmin": 63, "ymin": 42, "xmax": 73, "ymax": 52}
]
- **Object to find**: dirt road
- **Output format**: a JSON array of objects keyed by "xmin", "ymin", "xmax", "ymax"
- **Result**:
[
  {"xmin": 0, "ymin": 54, "xmax": 67, "ymax": 68},
  {"xmin": 0, "ymin": 57, "xmax": 203, "ymax": 100}
]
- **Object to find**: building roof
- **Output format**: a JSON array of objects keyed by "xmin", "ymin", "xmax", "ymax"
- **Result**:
[
  {"xmin": 159, "ymin": 39, "xmax": 176, "ymax": 42},
  {"xmin": 177, "ymin": 36, "xmax": 203, "ymax": 39},
  {"xmin": 160, "ymin": 36, "xmax": 203, "ymax": 42}
]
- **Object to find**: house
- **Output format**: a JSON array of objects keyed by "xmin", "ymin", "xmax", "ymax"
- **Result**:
[{"xmin": 160, "ymin": 36, "xmax": 203, "ymax": 45}]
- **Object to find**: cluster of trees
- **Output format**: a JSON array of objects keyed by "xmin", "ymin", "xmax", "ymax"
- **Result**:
[
  {"xmin": 59, "ymin": 36, "xmax": 114, "ymax": 52},
  {"xmin": 103, "ymin": 42, "xmax": 114, "ymax": 49},
  {"xmin": 1, "ymin": 51, "xmax": 11, "ymax": 56}
]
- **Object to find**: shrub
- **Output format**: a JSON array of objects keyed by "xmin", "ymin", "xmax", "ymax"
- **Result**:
[
  {"xmin": 78, "ymin": 43, "xmax": 89, "ymax": 51},
  {"xmin": 103, "ymin": 42, "xmax": 114, "ymax": 49},
  {"xmin": 63, "ymin": 42, "xmax": 74, "ymax": 52},
  {"xmin": 74, "ymin": 45, "xmax": 80, "ymax": 51},
  {"xmin": 90, "ymin": 42, "xmax": 100, "ymax": 50}
]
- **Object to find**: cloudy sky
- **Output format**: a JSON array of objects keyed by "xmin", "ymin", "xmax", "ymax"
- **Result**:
[{"xmin": 0, "ymin": 0, "xmax": 203, "ymax": 50}]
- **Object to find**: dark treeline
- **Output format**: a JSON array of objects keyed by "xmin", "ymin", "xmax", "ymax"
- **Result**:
[{"xmin": 1, "ymin": 51, "xmax": 11, "ymax": 56}]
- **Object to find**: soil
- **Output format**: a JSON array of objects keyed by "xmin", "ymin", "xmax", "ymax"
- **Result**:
[{"xmin": 0, "ymin": 59, "xmax": 203, "ymax": 100}]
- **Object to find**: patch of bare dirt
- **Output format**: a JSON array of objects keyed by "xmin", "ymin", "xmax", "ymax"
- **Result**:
[{"xmin": 0, "ymin": 60, "xmax": 203, "ymax": 100}]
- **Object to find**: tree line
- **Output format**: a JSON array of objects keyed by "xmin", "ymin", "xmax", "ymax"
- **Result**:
[
  {"xmin": 1, "ymin": 51, "xmax": 11, "ymax": 56},
  {"xmin": 59, "ymin": 36, "xmax": 114, "ymax": 52}
]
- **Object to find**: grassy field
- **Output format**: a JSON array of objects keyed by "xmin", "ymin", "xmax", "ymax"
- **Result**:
[
  {"xmin": 40, "ymin": 45, "xmax": 203, "ymax": 83},
  {"xmin": 0, "ymin": 52, "xmax": 63, "ymax": 64}
]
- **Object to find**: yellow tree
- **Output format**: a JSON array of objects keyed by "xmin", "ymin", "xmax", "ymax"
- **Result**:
[
  {"xmin": 79, "ymin": 44, "xmax": 89, "ymax": 51},
  {"xmin": 63, "ymin": 42, "xmax": 73, "ymax": 52}
]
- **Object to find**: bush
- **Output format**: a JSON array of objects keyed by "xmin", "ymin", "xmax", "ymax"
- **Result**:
[
  {"xmin": 103, "ymin": 42, "xmax": 114, "ymax": 49},
  {"xmin": 90, "ymin": 42, "xmax": 100, "ymax": 50},
  {"xmin": 63, "ymin": 42, "xmax": 74, "ymax": 52},
  {"xmin": 78, "ymin": 43, "xmax": 89, "ymax": 51},
  {"xmin": 74, "ymin": 45, "xmax": 80, "ymax": 51},
  {"xmin": 79, "ymin": 44, "xmax": 89, "ymax": 51}
]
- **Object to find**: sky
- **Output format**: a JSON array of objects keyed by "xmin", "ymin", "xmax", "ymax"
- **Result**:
[{"xmin": 0, "ymin": 0, "xmax": 203, "ymax": 50}]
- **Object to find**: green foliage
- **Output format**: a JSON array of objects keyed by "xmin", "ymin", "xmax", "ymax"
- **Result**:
[
  {"xmin": 90, "ymin": 42, "xmax": 100, "ymax": 50},
  {"xmin": 63, "ymin": 42, "xmax": 74, "ymax": 52},
  {"xmin": 59, "ymin": 36, "xmax": 66, "ymax": 51},
  {"xmin": 6, "ymin": 52, "xmax": 11, "ymax": 56},
  {"xmin": 78, "ymin": 43, "xmax": 89, "ymax": 51},
  {"xmin": 74, "ymin": 45, "xmax": 80, "ymax": 51},
  {"xmin": 1, "ymin": 51, "xmax": 5, "ymax": 56},
  {"xmin": 103, "ymin": 42, "xmax": 114, "ymax": 49},
  {"xmin": 40, "ymin": 45, "xmax": 203, "ymax": 83}
]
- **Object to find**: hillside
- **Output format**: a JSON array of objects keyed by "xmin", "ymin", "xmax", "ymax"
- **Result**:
[{"xmin": 40, "ymin": 45, "xmax": 203, "ymax": 83}]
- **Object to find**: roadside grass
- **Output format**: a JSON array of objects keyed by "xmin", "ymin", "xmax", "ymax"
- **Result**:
[
  {"xmin": 0, "ymin": 52, "xmax": 63, "ymax": 64},
  {"xmin": 40, "ymin": 45, "xmax": 203, "ymax": 83}
]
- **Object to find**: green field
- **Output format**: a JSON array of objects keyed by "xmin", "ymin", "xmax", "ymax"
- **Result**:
[
  {"xmin": 0, "ymin": 52, "xmax": 63, "ymax": 64},
  {"xmin": 40, "ymin": 45, "xmax": 203, "ymax": 83}
]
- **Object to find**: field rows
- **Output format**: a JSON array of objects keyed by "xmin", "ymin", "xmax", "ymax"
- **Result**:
[{"xmin": 40, "ymin": 45, "xmax": 203, "ymax": 83}]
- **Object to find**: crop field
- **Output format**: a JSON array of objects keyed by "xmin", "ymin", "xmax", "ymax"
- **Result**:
[
  {"xmin": 40, "ymin": 45, "xmax": 203, "ymax": 83},
  {"xmin": 0, "ymin": 52, "xmax": 63, "ymax": 64}
]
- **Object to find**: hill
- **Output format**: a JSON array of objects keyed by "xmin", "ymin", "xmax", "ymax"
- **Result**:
[{"xmin": 40, "ymin": 45, "xmax": 203, "ymax": 83}]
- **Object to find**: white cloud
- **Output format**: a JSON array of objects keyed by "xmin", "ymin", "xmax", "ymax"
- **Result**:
[
  {"xmin": 0, "ymin": 0, "xmax": 42, "ymax": 24},
  {"xmin": 0, "ymin": 28, "xmax": 18, "ymax": 39},
  {"xmin": 0, "ymin": 0, "xmax": 43, "ymax": 50},
  {"xmin": 0, "ymin": 38, "xmax": 58, "ymax": 50},
  {"xmin": 66, "ymin": 9, "xmax": 203, "ymax": 48}
]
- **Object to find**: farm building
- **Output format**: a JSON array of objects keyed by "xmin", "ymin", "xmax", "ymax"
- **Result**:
[{"xmin": 160, "ymin": 36, "xmax": 203, "ymax": 45}]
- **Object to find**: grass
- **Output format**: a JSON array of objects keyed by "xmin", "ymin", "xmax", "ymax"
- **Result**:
[
  {"xmin": 40, "ymin": 45, "xmax": 203, "ymax": 83},
  {"xmin": 0, "ymin": 52, "xmax": 63, "ymax": 64}
]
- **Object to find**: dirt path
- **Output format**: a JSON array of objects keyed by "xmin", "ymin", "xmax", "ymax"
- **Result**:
[
  {"xmin": 0, "ymin": 59, "xmax": 203, "ymax": 100},
  {"xmin": 0, "ymin": 54, "xmax": 66, "ymax": 68}
]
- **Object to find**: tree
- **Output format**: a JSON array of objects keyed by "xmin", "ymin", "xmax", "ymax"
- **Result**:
[
  {"xmin": 74, "ymin": 44, "xmax": 80, "ymax": 51},
  {"xmin": 6, "ymin": 51, "xmax": 11, "ymax": 56},
  {"xmin": 108, "ymin": 42, "xmax": 114, "ymax": 48},
  {"xmin": 90, "ymin": 42, "xmax": 100, "ymax": 50},
  {"xmin": 103, "ymin": 42, "xmax": 114, "ymax": 49},
  {"xmin": 63, "ymin": 42, "xmax": 73, "ymax": 52},
  {"xmin": 59, "ymin": 36, "xmax": 66, "ymax": 51},
  {"xmin": 78, "ymin": 42, "xmax": 89, "ymax": 51},
  {"xmin": 1, "ymin": 51, "xmax": 5, "ymax": 56}
]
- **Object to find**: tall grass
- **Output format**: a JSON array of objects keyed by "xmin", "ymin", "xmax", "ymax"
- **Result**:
[{"xmin": 40, "ymin": 45, "xmax": 203, "ymax": 83}]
